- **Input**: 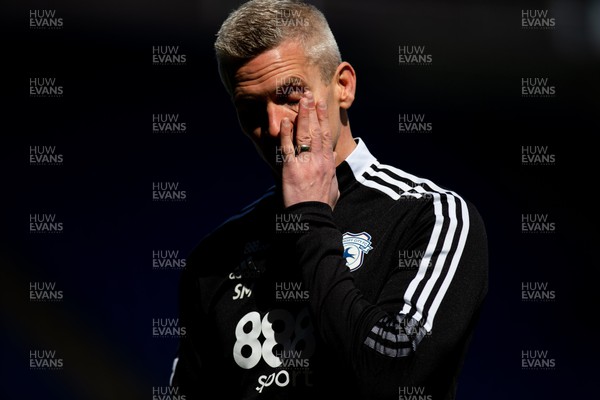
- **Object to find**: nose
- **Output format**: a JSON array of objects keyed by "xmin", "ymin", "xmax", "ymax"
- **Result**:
[{"xmin": 265, "ymin": 102, "xmax": 294, "ymax": 139}]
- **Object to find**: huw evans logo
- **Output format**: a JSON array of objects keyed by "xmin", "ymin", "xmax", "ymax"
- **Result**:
[
  {"xmin": 398, "ymin": 386, "xmax": 432, "ymax": 400},
  {"xmin": 152, "ymin": 46, "xmax": 186, "ymax": 65},
  {"xmin": 274, "ymin": 281, "xmax": 309, "ymax": 302},
  {"xmin": 29, "ymin": 350, "xmax": 63, "ymax": 370},
  {"xmin": 152, "ymin": 182, "xmax": 187, "ymax": 202},
  {"xmin": 275, "ymin": 9, "xmax": 309, "ymax": 27},
  {"xmin": 152, "ymin": 114, "xmax": 186, "ymax": 133},
  {"xmin": 152, "ymin": 386, "xmax": 186, "ymax": 400},
  {"xmin": 521, "ymin": 145, "xmax": 555, "ymax": 165},
  {"xmin": 274, "ymin": 349, "xmax": 310, "ymax": 369},
  {"xmin": 29, "ymin": 10, "xmax": 63, "ymax": 29},
  {"xmin": 29, "ymin": 145, "xmax": 63, "ymax": 166},
  {"xmin": 29, "ymin": 77, "xmax": 63, "ymax": 97},
  {"xmin": 521, "ymin": 350, "xmax": 556, "ymax": 370},
  {"xmin": 398, "ymin": 249, "xmax": 433, "ymax": 270},
  {"xmin": 29, "ymin": 281, "xmax": 63, "ymax": 302},
  {"xmin": 521, "ymin": 214, "xmax": 555, "ymax": 233},
  {"xmin": 399, "ymin": 317, "xmax": 432, "ymax": 338},
  {"xmin": 275, "ymin": 213, "xmax": 309, "ymax": 233},
  {"xmin": 521, "ymin": 77, "xmax": 556, "ymax": 98},
  {"xmin": 275, "ymin": 76, "xmax": 308, "ymax": 96},
  {"xmin": 152, "ymin": 250, "xmax": 186, "ymax": 269},
  {"xmin": 398, "ymin": 45, "xmax": 432, "ymax": 66},
  {"xmin": 29, "ymin": 214, "xmax": 63, "ymax": 233},
  {"xmin": 521, "ymin": 10, "xmax": 555, "ymax": 29},
  {"xmin": 398, "ymin": 114, "xmax": 432, "ymax": 133},
  {"xmin": 275, "ymin": 145, "xmax": 311, "ymax": 164},
  {"xmin": 152, "ymin": 318, "xmax": 186, "ymax": 338},
  {"xmin": 521, "ymin": 282, "xmax": 555, "ymax": 302}
]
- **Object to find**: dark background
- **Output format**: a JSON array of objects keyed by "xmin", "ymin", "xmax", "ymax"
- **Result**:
[{"xmin": 1, "ymin": 0, "xmax": 599, "ymax": 399}]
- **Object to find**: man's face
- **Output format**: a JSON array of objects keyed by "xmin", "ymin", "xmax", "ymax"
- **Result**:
[{"xmin": 230, "ymin": 40, "xmax": 340, "ymax": 171}]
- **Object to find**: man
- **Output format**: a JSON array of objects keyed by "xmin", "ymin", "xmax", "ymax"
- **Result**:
[{"xmin": 171, "ymin": 1, "xmax": 488, "ymax": 399}]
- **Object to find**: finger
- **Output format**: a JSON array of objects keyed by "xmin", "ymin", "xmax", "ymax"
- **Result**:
[
  {"xmin": 306, "ymin": 92, "xmax": 321, "ymax": 135},
  {"xmin": 296, "ymin": 91, "xmax": 312, "ymax": 154},
  {"xmin": 303, "ymin": 92, "xmax": 323, "ymax": 154},
  {"xmin": 279, "ymin": 117, "xmax": 295, "ymax": 162},
  {"xmin": 316, "ymin": 99, "xmax": 332, "ymax": 152}
]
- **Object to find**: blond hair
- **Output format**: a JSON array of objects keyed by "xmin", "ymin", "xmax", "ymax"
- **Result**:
[{"xmin": 215, "ymin": 0, "xmax": 342, "ymax": 93}]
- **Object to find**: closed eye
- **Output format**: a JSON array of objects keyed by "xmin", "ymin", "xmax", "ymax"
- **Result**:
[{"xmin": 275, "ymin": 86, "xmax": 304, "ymax": 111}]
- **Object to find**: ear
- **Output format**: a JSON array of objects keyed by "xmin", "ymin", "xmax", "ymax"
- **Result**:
[{"xmin": 334, "ymin": 62, "xmax": 356, "ymax": 110}]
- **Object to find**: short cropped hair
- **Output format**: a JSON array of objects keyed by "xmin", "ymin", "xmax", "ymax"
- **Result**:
[{"xmin": 215, "ymin": 0, "xmax": 342, "ymax": 93}]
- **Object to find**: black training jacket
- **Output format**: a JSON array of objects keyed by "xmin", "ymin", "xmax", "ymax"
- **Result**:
[{"xmin": 171, "ymin": 138, "xmax": 488, "ymax": 400}]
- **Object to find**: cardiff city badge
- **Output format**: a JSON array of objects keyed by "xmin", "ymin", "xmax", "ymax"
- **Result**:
[{"xmin": 342, "ymin": 232, "xmax": 373, "ymax": 272}]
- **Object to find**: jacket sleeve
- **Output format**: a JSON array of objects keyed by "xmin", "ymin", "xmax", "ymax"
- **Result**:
[{"xmin": 287, "ymin": 195, "xmax": 488, "ymax": 399}]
